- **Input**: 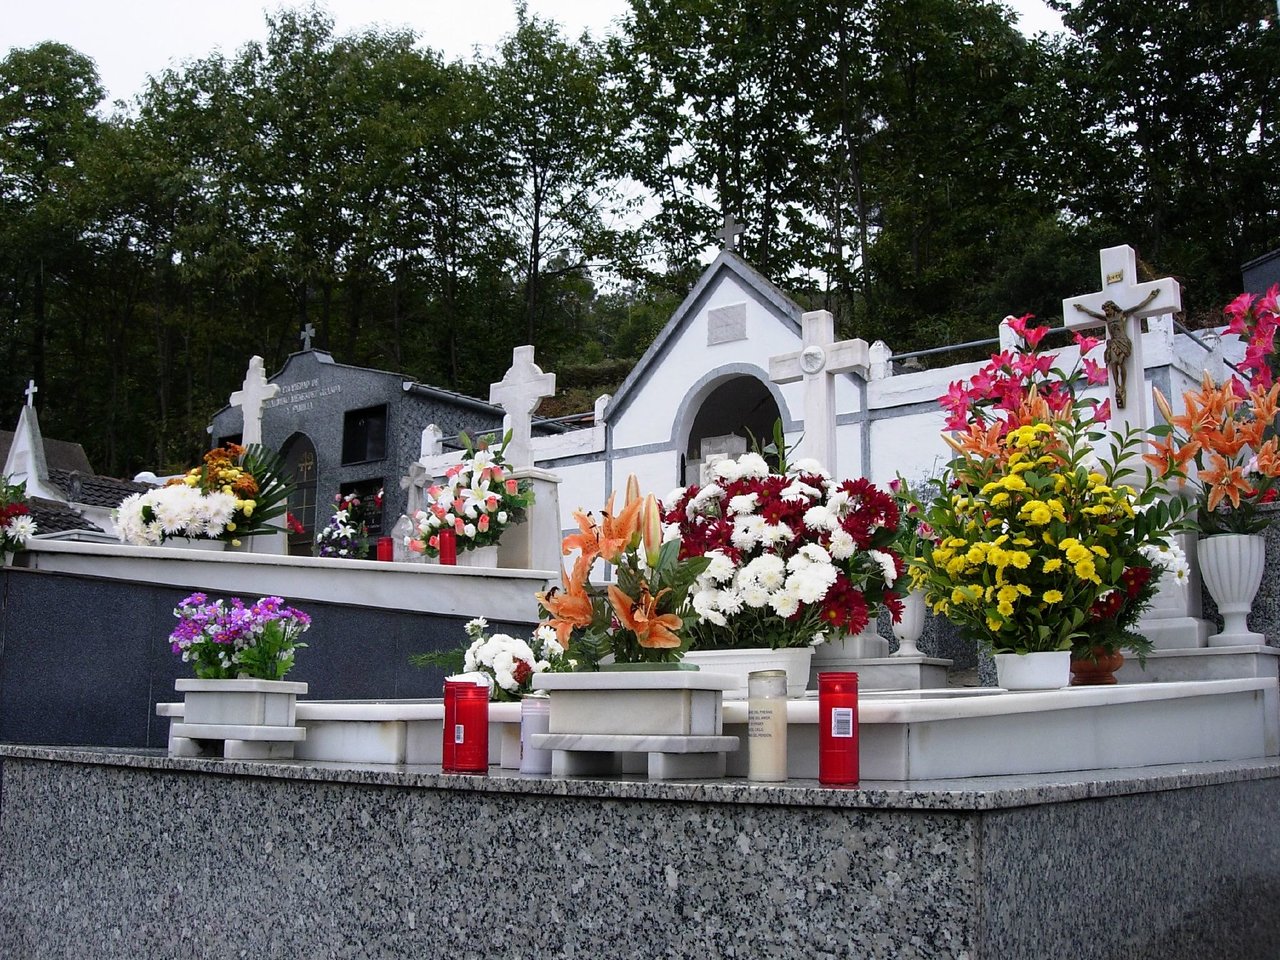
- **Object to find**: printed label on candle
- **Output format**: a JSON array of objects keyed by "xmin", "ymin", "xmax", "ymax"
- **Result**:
[
  {"xmin": 454, "ymin": 723, "xmax": 465, "ymax": 744},
  {"xmin": 831, "ymin": 706, "xmax": 854, "ymax": 738},
  {"xmin": 747, "ymin": 706, "xmax": 775, "ymax": 737}
]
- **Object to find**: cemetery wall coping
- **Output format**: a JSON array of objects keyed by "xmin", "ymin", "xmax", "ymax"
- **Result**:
[
  {"xmin": 12, "ymin": 540, "xmax": 550, "ymax": 622},
  {"xmin": 4, "ymin": 744, "xmax": 1278, "ymax": 814}
]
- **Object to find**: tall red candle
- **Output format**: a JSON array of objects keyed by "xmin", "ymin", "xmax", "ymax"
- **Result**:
[
  {"xmin": 376, "ymin": 536, "xmax": 393, "ymax": 561},
  {"xmin": 449, "ymin": 683, "xmax": 489, "ymax": 774},
  {"xmin": 438, "ymin": 528, "xmax": 458, "ymax": 565},
  {"xmin": 441, "ymin": 680, "xmax": 467, "ymax": 771},
  {"xmin": 818, "ymin": 671, "xmax": 859, "ymax": 786}
]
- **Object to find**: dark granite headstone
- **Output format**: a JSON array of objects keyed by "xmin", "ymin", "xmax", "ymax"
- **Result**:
[{"xmin": 210, "ymin": 350, "xmax": 513, "ymax": 551}]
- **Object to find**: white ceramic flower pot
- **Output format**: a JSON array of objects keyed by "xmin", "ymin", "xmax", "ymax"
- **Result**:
[
  {"xmin": 994, "ymin": 651, "xmax": 1071, "ymax": 691},
  {"xmin": 683, "ymin": 647, "xmax": 813, "ymax": 699},
  {"xmin": 892, "ymin": 591, "xmax": 927, "ymax": 657},
  {"xmin": 1198, "ymin": 533, "xmax": 1266, "ymax": 646},
  {"xmin": 456, "ymin": 544, "xmax": 500, "ymax": 568}
]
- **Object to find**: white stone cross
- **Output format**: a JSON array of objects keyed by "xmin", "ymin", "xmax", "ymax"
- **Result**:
[
  {"xmin": 489, "ymin": 345, "xmax": 555, "ymax": 469},
  {"xmin": 23, "ymin": 379, "xmax": 37, "ymax": 408},
  {"xmin": 1063, "ymin": 244, "xmax": 1181, "ymax": 429},
  {"xmin": 300, "ymin": 323, "xmax": 316, "ymax": 351},
  {"xmin": 229, "ymin": 355, "xmax": 280, "ymax": 447},
  {"xmin": 768, "ymin": 310, "xmax": 869, "ymax": 475},
  {"xmin": 717, "ymin": 213, "xmax": 744, "ymax": 252}
]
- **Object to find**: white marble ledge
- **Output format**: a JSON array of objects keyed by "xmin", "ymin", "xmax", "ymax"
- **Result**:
[
  {"xmin": 797, "ymin": 678, "xmax": 1278, "ymax": 725},
  {"xmin": 723, "ymin": 678, "xmax": 1278, "ymax": 724},
  {"xmin": 1145, "ymin": 645, "xmax": 1280, "ymax": 659},
  {"xmin": 160, "ymin": 698, "xmax": 523, "ymax": 723},
  {"xmin": 154, "ymin": 679, "xmax": 1275, "ymax": 726},
  {"xmin": 15, "ymin": 540, "xmax": 552, "ymax": 620}
]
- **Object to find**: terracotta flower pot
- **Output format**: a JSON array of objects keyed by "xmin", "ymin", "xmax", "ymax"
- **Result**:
[{"xmin": 1069, "ymin": 648, "xmax": 1125, "ymax": 686}]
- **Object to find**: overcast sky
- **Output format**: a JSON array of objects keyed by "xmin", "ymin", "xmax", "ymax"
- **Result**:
[{"xmin": 4, "ymin": 0, "xmax": 1065, "ymax": 106}]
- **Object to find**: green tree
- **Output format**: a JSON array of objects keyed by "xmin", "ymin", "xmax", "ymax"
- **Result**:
[
  {"xmin": 485, "ymin": 7, "xmax": 632, "ymax": 350},
  {"xmin": 0, "ymin": 42, "xmax": 103, "ymax": 411},
  {"xmin": 1046, "ymin": 0, "xmax": 1279, "ymax": 321}
]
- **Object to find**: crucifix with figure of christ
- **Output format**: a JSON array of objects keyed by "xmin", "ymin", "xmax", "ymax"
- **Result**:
[
  {"xmin": 768, "ymin": 310, "xmax": 869, "ymax": 476},
  {"xmin": 1062, "ymin": 245, "xmax": 1181, "ymax": 431}
]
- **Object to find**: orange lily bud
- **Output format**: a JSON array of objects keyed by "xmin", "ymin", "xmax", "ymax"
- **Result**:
[
  {"xmin": 1153, "ymin": 386, "xmax": 1174, "ymax": 424},
  {"xmin": 641, "ymin": 494, "xmax": 663, "ymax": 567},
  {"xmin": 625, "ymin": 474, "xmax": 641, "ymax": 507}
]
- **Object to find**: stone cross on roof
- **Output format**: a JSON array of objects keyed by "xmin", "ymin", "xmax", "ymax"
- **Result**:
[
  {"xmin": 300, "ymin": 322, "xmax": 316, "ymax": 351},
  {"xmin": 768, "ymin": 310, "xmax": 869, "ymax": 475},
  {"xmin": 229, "ymin": 355, "xmax": 280, "ymax": 447},
  {"xmin": 23, "ymin": 379, "xmax": 37, "ymax": 408},
  {"xmin": 1063, "ymin": 244, "xmax": 1181, "ymax": 429},
  {"xmin": 489, "ymin": 345, "xmax": 555, "ymax": 469},
  {"xmin": 717, "ymin": 213, "xmax": 744, "ymax": 252}
]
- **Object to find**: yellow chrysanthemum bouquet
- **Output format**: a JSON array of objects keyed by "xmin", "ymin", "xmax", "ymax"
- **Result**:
[{"xmin": 911, "ymin": 315, "xmax": 1191, "ymax": 657}]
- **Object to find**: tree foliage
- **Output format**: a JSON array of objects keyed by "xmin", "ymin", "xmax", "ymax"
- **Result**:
[{"xmin": 0, "ymin": 2, "xmax": 1273, "ymax": 476}]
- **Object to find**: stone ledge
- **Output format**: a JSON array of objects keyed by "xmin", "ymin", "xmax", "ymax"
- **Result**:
[{"xmin": 5, "ymin": 744, "xmax": 1280, "ymax": 813}]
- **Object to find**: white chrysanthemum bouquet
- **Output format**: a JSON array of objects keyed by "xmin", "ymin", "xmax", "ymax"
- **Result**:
[{"xmin": 662, "ymin": 452, "xmax": 904, "ymax": 650}]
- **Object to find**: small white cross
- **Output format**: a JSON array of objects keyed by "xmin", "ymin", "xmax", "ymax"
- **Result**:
[
  {"xmin": 489, "ymin": 345, "xmax": 555, "ymax": 469},
  {"xmin": 300, "ymin": 323, "xmax": 316, "ymax": 351},
  {"xmin": 229, "ymin": 356, "xmax": 280, "ymax": 447},
  {"xmin": 23, "ymin": 379, "xmax": 37, "ymax": 408},
  {"xmin": 717, "ymin": 213, "xmax": 745, "ymax": 252},
  {"xmin": 768, "ymin": 310, "xmax": 869, "ymax": 475},
  {"xmin": 1063, "ymin": 244, "xmax": 1181, "ymax": 427}
]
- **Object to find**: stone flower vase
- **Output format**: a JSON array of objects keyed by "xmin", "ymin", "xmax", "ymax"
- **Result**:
[
  {"xmin": 1198, "ymin": 533, "xmax": 1266, "ymax": 646},
  {"xmin": 892, "ymin": 590, "xmax": 927, "ymax": 658}
]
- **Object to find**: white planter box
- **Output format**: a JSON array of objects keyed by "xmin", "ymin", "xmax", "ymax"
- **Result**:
[
  {"xmin": 177, "ymin": 678, "xmax": 307, "ymax": 726},
  {"xmin": 533, "ymin": 671, "xmax": 735, "ymax": 736},
  {"xmin": 683, "ymin": 647, "xmax": 813, "ymax": 698},
  {"xmin": 169, "ymin": 678, "xmax": 308, "ymax": 760}
]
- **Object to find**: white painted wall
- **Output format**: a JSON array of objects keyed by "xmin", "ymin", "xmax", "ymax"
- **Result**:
[{"xmin": 400, "ymin": 254, "xmax": 1248, "ymax": 562}]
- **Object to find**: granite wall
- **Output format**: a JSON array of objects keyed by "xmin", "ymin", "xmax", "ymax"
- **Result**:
[{"xmin": 2, "ymin": 749, "xmax": 1278, "ymax": 960}]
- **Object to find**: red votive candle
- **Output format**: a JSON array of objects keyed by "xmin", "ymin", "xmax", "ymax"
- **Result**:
[
  {"xmin": 438, "ymin": 529, "xmax": 458, "ymax": 565},
  {"xmin": 442, "ymin": 680, "xmax": 467, "ymax": 771},
  {"xmin": 377, "ymin": 536, "xmax": 393, "ymax": 561},
  {"xmin": 818, "ymin": 671, "xmax": 859, "ymax": 786},
  {"xmin": 449, "ymin": 683, "xmax": 490, "ymax": 774}
]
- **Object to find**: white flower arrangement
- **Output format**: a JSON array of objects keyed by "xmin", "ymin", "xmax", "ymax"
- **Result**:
[
  {"xmin": 452, "ymin": 618, "xmax": 572, "ymax": 701},
  {"xmin": 406, "ymin": 435, "xmax": 533, "ymax": 559},
  {"xmin": 664, "ymin": 455, "xmax": 904, "ymax": 650},
  {"xmin": 115, "ymin": 485, "xmax": 237, "ymax": 545}
]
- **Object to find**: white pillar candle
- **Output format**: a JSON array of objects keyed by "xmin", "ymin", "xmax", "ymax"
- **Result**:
[{"xmin": 747, "ymin": 670, "xmax": 788, "ymax": 782}]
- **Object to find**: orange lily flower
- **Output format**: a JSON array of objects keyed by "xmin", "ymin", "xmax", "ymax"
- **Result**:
[
  {"xmin": 1204, "ymin": 419, "xmax": 1251, "ymax": 458},
  {"xmin": 952, "ymin": 421, "xmax": 1005, "ymax": 460},
  {"xmin": 607, "ymin": 583, "xmax": 683, "ymax": 649},
  {"xmin": 1143, "ymin": 433, "xmax": 1200, "ymax": 479},
  {"xmin": 1200, "ymin": 454, "xmax": 1255, "ymax": 512},
  {"xmin": 562, "ymin": 508, "xmax": 602, "ymax": 562},
  {"xmin": 1249, "ymin": 383, "xmax": 1280, "ymax": 425},
  {"xmin": 536, "ymin": 552, "xmax": 596, "ymax": 645},
  {"xmin": 1255, "ymin": 439, "xmax": 1280, "ymax": 478},
  {"xmin": 598, "ymin": 492, "xmax": 642, "ymax": 564}
]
